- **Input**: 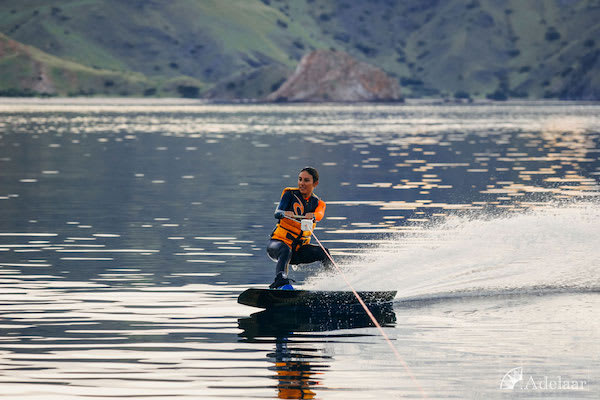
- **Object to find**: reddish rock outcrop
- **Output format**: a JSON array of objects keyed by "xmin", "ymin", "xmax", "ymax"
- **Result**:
[{"xmin": 267, "ymin": 49, "xmax": 402, "ymax": 102}]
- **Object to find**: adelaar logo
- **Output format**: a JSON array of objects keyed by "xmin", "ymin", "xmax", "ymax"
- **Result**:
[{"xmin": 500, "ymin": 367, "xmax": 587, "ymax": 392}]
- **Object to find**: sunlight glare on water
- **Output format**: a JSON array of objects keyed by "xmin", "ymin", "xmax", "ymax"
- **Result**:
[{"xmin": 0, "ymin": 99, "xmax": 598, "ymax": 399}]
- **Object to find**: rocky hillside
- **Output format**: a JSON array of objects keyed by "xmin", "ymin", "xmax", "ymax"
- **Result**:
[
  {"xmin": 0, "ymin": 0, "xmax": 598, "ymax": 100},
  {"xmin": 268, "ymin": 49, "xmax": 401, "ymax": 102}
]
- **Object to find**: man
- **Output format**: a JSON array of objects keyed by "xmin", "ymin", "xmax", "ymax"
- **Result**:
[{"xmin": 267, "ymin": 167, "xmax": 332, "ymax": 289}]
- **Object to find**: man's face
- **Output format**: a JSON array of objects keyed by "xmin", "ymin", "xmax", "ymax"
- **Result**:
[{"xmin": 298, "ymin": 171, "xmax": 317, "ymax": 197}]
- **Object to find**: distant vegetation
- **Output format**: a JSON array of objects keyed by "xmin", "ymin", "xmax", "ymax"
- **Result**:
[{"xmin": 0, "ymin": 0, "xmax": 598, "ymax": 100}]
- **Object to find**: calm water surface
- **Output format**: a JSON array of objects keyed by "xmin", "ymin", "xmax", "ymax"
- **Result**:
[{"xmin": 0, "ymin": 99, "xmax": 599, "ymax": 399}]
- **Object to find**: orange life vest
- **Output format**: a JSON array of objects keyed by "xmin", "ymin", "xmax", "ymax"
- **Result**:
[{"xmin": 271, "ymin": 187, "xmax": 325, "ymax": 250}]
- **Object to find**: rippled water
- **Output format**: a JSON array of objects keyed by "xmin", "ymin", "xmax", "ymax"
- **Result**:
[{"xmin": 0, "ymin": 99, "xmax": 599, "ymax": 399}]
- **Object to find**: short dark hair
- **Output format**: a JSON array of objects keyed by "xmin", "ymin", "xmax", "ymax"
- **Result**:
[{"xmin": 300, "ymin": 166, "xmax": 319, "ymax": 183}]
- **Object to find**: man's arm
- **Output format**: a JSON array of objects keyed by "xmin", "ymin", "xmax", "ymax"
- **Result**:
[
  {"xmin": 313, "ymin": 199, "xmax": 326, "ymax": 222},
  {"xmin": 304, "ymin": 200, "xmax": 326, "ymax": 221},
  {"xmin": 274, "ymin": 191, "xmax": 293, "ymax": 219}
]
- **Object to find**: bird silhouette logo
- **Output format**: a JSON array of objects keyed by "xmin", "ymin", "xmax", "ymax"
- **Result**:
[{"xmin": 500, "ymin": 367, "xmax": 523, "ymax": 390}]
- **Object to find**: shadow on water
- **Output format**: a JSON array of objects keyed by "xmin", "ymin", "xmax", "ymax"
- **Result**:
[{"xmin": 238, "ymin": 306, "xmax": 396, "ymax": 399}]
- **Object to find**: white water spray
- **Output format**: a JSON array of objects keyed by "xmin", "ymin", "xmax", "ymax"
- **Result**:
[{"xmin": 306, "ymin": 202, "xmax": 600, "ymax": 300}]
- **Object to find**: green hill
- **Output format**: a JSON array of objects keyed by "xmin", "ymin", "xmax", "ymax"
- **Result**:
[
  {"xmin": 0, "ymin": 32, "xmax": 206, "ymax": 97},
  {"xmin": 0, "ymin": 0, "xmax": 598, "ymax": 99}
]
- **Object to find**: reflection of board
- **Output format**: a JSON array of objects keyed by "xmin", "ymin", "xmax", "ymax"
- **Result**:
[
  {"xmin": 238, "ymin": 305, "xmax": 397, "ymax": 339},
  {"xmin": 238, "ymin": 288, "xmax": 397, "ymax": 310}
]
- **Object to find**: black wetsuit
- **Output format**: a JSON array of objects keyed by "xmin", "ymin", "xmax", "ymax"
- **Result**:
[{"xmin": 267, "ymin": 189, "xmax": 331, "ymax": 279}]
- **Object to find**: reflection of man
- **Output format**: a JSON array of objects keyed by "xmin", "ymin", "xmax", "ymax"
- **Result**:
[
  {"xmin": 238, "ymin": 306, "xmax": 396, "ymax": 399},
  {"xmin": 272, "ymin": 339, "xmax": 317, "ymax": 399}
]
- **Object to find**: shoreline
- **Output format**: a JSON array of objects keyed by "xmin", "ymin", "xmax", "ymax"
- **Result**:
[{"xmin": 0, "ymin": 97, "xmax": 599, "ymax": 106}]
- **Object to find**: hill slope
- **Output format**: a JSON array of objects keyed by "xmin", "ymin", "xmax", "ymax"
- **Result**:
[
  {"xmin": 0, "ymin": 0, "xmax": 598, "ymax": 99},
  {"xmin": 0, "ymin": 32, "xmax": 148, "ymax": 96},
  {"xmin": 0, "ymin": 32, "xmax": 205, "ymax": 97}
]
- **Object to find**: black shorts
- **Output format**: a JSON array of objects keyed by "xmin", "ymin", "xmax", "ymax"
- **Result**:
[{"xmin": 290, "ymin": 243, "xmax": 330, "ymax": 266}]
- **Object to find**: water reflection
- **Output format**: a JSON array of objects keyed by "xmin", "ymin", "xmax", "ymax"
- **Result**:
[
  {"xmin": 238, "ymin": 305, "xmax": 396, "ymax": 339},
  {"xmin": 270, "ymin": 339, "xmax": 320, "ymax": 399},
  {"xmin": 1, "ymin": 101, "xmax": 598, "ymax": 274},
  {"xmin": 1, "ymin": 100, "xmax": 598, "ymax": 398},
  {"xmin": 238, "ymin": 306, "xmax": 396, "ymax": 399}
]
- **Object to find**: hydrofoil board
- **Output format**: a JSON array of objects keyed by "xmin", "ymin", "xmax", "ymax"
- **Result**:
[{"xmin": 238, "ymin": 288, "xmax": 396, "ymax": 310}]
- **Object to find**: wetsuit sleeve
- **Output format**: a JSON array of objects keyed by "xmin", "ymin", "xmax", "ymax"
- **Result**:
[
  {"xmin": 274, "ymin": 191, "xmax": 293, "ymax": 219},
  {"xmin": 314, "ymin": 199, "xmax": 326, "ymax": 222}
]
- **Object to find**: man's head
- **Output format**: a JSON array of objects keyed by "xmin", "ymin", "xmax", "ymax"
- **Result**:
[{"xmin": 298, "ymin": 167, "xmax": 319, "ymax": 196}]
